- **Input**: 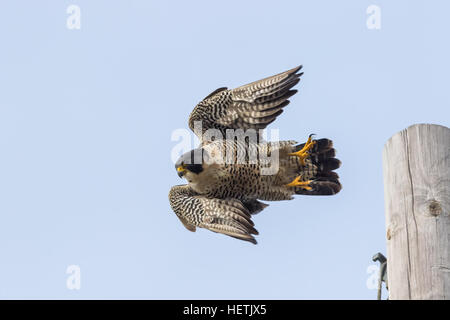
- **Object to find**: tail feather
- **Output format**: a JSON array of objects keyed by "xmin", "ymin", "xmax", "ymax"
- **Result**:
[
  {"xmin": 294, "ymin": 138, "xmax": 342, "ymax": 196},
  {"xmin": 316, "ymin": 157, "xmax": 341, "ymax": 172}
]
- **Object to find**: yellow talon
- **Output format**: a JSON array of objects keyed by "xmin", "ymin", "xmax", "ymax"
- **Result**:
[
  {"xmin": 288, "ymin": 134, "xmax": 316, "ymax": 166},
  {"xmin": 285, "ymin": 176, "xmax": 313, "ymax": 190}
]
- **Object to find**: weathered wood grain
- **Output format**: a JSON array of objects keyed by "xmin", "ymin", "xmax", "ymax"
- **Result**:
[{"xmin": 383, "ymin": 123, "xmax": 450, "ymax": 300}]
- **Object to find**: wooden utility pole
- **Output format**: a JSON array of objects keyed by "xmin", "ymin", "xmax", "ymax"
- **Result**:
[{"xmin": 382, "ymin": 123, "xmax": 450, "ymax": 299}]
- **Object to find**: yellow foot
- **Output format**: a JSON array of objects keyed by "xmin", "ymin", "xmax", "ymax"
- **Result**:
[
  {"xmin": 285, "ymin": 176, "xmax": 313, "ymax": 190},
  {"xmin": 288, "ymin": 134, "xmax": 316, "ymax": 166}
]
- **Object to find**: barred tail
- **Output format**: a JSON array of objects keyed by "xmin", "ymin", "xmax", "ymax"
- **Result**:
[{"xmin": 294, "ymin": 138, "xmax": 342, "ymax": 196}]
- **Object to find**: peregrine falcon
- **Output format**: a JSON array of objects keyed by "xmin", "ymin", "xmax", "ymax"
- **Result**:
[{"xmin": 169, "ymin": 66, "xmax": 341, "ymax": 244}]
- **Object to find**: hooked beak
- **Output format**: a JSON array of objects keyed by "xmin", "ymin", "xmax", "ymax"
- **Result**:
[{"xmin": 177, "ymin": 166, "xmax": 186, "ymax": 178}]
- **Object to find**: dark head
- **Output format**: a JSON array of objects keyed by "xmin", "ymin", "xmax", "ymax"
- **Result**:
[{"xmin": 175, "ymin": 149, "xmax": 204, "ymax": 179}]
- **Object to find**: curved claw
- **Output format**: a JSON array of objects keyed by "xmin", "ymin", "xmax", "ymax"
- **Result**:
[
  {"xmin": 285, "ymin": 176, "xmax": 313, "ymax": 190},
  {"xmin": 288, "ymin": 134, "xmax": 317, "ymax": 165}
]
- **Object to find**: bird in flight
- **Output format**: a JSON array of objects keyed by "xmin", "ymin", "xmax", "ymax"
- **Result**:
[{"xmin": 169, "ymin": 66, "xmax": 341, "ymax": 244}]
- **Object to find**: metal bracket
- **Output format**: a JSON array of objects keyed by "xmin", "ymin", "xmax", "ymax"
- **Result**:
[{"xmin": 372, "ymin": 252, "xmax": 388, "ymax": 300}]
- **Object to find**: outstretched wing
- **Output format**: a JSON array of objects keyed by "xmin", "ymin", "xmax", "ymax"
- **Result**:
[
  {"xmin": 168, "ymin": 185, "xmax": 260, "ymax": 244},
  {"xmin": 188, "ymin": 66, "xmax": 303, "ymax": 139}
]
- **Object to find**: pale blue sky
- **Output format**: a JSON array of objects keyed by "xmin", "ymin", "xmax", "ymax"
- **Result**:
[{"xmin": 0, "ymin": 0, "xmax": 448, "ymax": 299}]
